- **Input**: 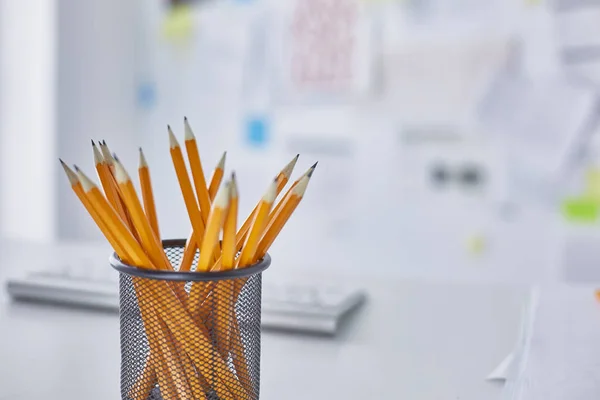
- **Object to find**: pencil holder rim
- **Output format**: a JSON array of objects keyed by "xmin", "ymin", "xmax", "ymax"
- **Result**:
[{"xmin": 109, "ymin": 238, "xmax": 271, "ymax": 282}]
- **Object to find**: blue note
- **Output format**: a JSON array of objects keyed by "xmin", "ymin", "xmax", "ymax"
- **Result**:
[
  {"xmin": 245, "ymin": 116, "xmax": 269, "ymax": 148},
  {"xmin": 137, "ymin": 82, "xmax": 156, "ymax": 110}
]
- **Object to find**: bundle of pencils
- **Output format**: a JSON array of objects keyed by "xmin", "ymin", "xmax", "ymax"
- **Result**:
[{"xmin": 59, "ymin": 118, "xmax": 315, "ymax": 400}]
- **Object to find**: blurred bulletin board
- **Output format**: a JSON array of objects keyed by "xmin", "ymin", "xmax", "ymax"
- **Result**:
[{"xmin": 268, "ymin": 0, "xmax": 376, "ymax": 104}]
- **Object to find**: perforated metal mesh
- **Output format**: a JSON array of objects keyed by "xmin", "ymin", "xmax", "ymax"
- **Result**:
[{"xmin": 117, "ymin": 244, "xmax": 262, "ymax": 400}]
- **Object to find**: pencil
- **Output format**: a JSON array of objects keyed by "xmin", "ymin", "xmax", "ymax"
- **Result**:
[
  {"xmin": 215, "ymin": 174, "xmax": 238, "ymax": 355},
  {"xmin": 74, "ymin": 166, "xmax": 245, "ymax": 399},
  {"xmin": 112, "ymin": 159, "xmax": 193, "ymax": 304},
  {"xmin": 93, "ymin": 141, "xmax": 129, "ymax": 222},
  {"xmin": 67, "ymin": 164, "xmax": 192, "ymax": 400},
  {"xmin": 256, "ymin": 174, "xmax": 311, "ymax": 260},
  {"xmin": 183, "ymin": 117, "xmax": 212, "ymax": 224},
  {"xmin": 138, "ymin": 148, "xmax": 160, "ymax": 239},
  {"xmin": 99, "ymin": 140, "xmax": 116, "ymax": 174},
  {"xmin": 168, "ymin": 126, "xmax": 207, "ymax": 267},
  {"xmin": 187, "ymin": 181, "xmax": 231, "ymax": 323},
  {"xmin": 235, "ymin": 154, "xmax": 299, "ymax": 258},
  {"xmin": 180, "ymin": 150, "xmax": 227, "ymax": 272},
  {"xmin": 195, "ymin": 182, "xmax": 230, "ymax": 274},
  {"xmin": 61, "ymin": 133, "xmax": 318, "ymax": 399},
  {"xmin": 269, "ymin": 162, "xmax": 316, "ymax": 222},
  {"xmin": 208, "ymin": 151, "xmax": 227, "ymax": 200},
  {"xmin": 205, "ymin": 155, "xmax": 299, "ymax": 274},
  {"xmin": 222, "ymin": 173, "xmax": 238, "ymax": 271},
  {"xmin": 237, "ymin": 179, "xmax": 277, "ymax": 268}
]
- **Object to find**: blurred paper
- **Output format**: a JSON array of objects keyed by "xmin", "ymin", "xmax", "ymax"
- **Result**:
[
  {"xmin": 270, "ymin": 0, "xmax": 374, "ymax": 102},
  {"xmin": 487, "ymin": 353, "xmax": 514, "ymax": 381},
  {"xmin": 556, "ymin": 8, "xmax": 600, "ymax": 49},
  {"xmin": 504, "ymin": 286, "xmax": 600, "ymax": 400}
]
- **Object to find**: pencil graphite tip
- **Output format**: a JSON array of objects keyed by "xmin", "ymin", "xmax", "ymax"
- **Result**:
[
  {"xmin": 112, "ymin": 153, "xmax": 120, "ymax": 163},
  {"xmin": 138, "ymin": 147, "xmax": 148, "ymax": 168},
  {"xmin": 184, "ymin": 118, "xmax": 195, "ymax": 141},
  {"xmin": 92, "ymin": 142, "xmax": 104, "ymax": 165},
  {"xmin": 59, "ymin": 159, "xmax": 79, "ymax": 185},
  {"xmin": 168, "ymin": 125, "xmax": 179, "ymax": 148},
  {"xmin": 99, "ymin": 142, "xmax": 114, "ymax": 165},
  {"xmin": 91, "ymin": 139, "xmax": 96, "ymax": 147},
  {"xmin": 281, "ymin": 154, "xmax": 300, "ymax": 179},
  {"xmin": 113, "ymin": 158, "xmax": 130, "ymax": 184},
  {"xmin": 217, "ymin": 151, "xmax": 226, "ymax": 170},
  {"xmin": 73, "ymin": 165, "xmax": 80, "ymax": 172},
  {"xmin": 306, "ymin": 161, "xmax": 318, "ymax": 178},
  {"xmin": 230, "ymin": 172, "xmax": 238, "ymax": 198}
]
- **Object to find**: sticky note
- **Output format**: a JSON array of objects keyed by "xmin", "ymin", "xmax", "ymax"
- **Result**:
[
  {"xmin": 467, "ymin": 234, "xmax": 486, "ymax": 255},
  {"xmin": 162, "ymin": 4, "xmax": 194, "ymax": 42},
  {"xmin": 245, "ymin": 117, "xmax": 269, "ymax": 148},
  {"xmin": 561, "ymin": 197, "xmax": 599, "ymax": 222},
  {"xmin": 137, "ymin": 82, "xmax": 156, "ymax": 110}
]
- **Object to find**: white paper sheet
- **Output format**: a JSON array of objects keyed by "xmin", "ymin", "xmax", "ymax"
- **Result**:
[
  {"xmin": 487, "ymin": 353, "xmax": 515, "ymax": 381},
  {"xmin": 503, "ymin": 286, "xmax": 600, "ymax": 400}
]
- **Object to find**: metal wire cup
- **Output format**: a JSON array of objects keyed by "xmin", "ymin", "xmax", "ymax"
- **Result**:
[{"xmin": 110, "ymin": 239, "xmax": 271, "ymax": 400}]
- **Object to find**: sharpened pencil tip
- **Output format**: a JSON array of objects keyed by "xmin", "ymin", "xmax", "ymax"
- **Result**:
[
  {"xmin": 91, "ymin": 139, "xmax": 96, "ymax": 146},
  {"xmin": 293, "ymin": 175, "xmax": 310, "ymax": 196},
  {"xmin": 59, "ymin": 160, "xmax": 79, "ymax": 185},
  {"xmin": 76, "ymin": 168, "xmax": 97, "ymax": 192},
  {"xmin": 168, "ymin": 126, "xmax": 179, "ymax": 148},
  {"xmin": 184, "ymin": 118, "xmax": 195, "ymax": 141},
  {"xmin": 184, "ymin": 116, "xmax": 188, "ymax": 121},
  {"xmin": 112, "ymin": 153, "xmax": 119, "ymax": 162},
  {"xmin": 311, "ymin": 161, "xmax": 318, "ymax": 169},
  {"xmin": 113, "ymin": 157, "xmax": 130, "ymax": 183},
  {"xmin": 139, "ymin": 147, "xmax": 148, "ymax": 168},
  {"xmin": 73, "ymin": 165, "xmax": 80, "ymax": 172},
  {"xmin": 281, "ymin": 154, "xmax": 300, "ymax": 179},
  {"xmin": 216, "ymin": 151, "xmax": 226, "ymax": 169}
]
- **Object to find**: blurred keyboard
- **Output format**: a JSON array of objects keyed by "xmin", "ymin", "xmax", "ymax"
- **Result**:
[{"xmin": 6, "ymin": 265, "xmax": 366, "ymax": 335}]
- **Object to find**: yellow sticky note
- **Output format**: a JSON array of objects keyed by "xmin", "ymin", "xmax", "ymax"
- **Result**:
[
  {"xmin": 585, "ymin": 167, "xmax": 600, "ymax": 200},
  {"xmin": 467, "ymin": 234, "xmax": 486, "ymax": 255},
  {"xmin": 162, "ymin": 4, "xmax": 194, "ymax": 42}
]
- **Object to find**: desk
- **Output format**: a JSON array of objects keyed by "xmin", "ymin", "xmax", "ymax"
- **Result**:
[{"xmin": 0, "ymin": 240, "xmax": 527, "ymax": 399}]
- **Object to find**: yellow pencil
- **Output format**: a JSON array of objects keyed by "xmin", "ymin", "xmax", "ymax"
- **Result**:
[
  {"xmin": 208, "ymin": 151, "xmax": 227, "ymax": 200},
  {"xmin": 168, "ymin": 126, "xmax": 207, "ymax": 271},
  {"xmin": 138, "ymin": 148, "xmax": 160, "ymax": 239}
]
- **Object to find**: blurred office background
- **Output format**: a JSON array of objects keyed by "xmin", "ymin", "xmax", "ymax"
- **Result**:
[{"xmin": 2, "ymin": 0, "xmax": 600, "ymax": 282}]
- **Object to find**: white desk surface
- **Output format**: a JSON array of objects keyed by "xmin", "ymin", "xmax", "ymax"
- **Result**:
[{"xmin": 0, "ymin": 240, "xmax": 528, "ymax": 400}]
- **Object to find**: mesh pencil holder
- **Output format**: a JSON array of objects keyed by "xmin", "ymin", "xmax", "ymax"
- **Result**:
[{"xmin": 110, "ymin": 239, "xmax": 271, "ymax": 400}]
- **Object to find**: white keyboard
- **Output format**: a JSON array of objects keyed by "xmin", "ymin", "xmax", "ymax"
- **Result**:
[{"xmin": 5, "ymin": 265, "xmax": 366, "ymax": 336}]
